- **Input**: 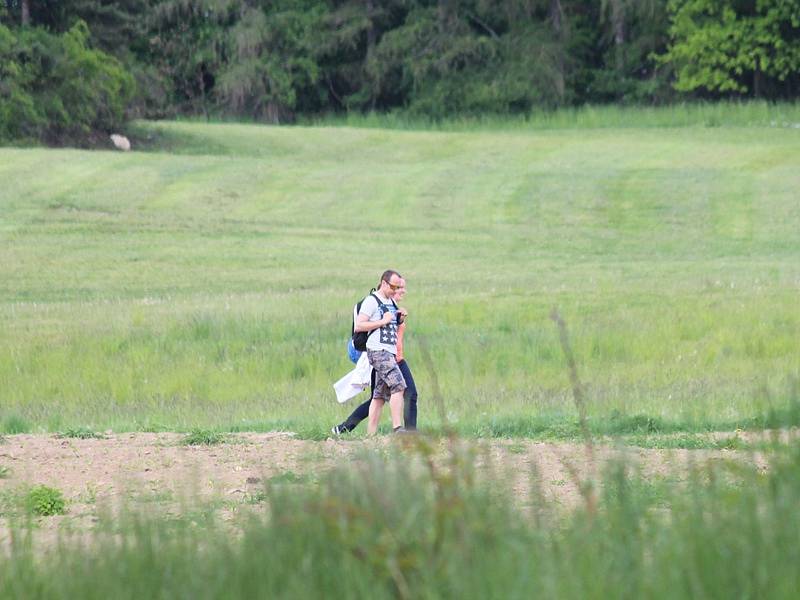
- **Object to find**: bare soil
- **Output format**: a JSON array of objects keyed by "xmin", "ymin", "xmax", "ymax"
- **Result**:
[{"xmin": 0, "ymin": 431, "xmax": 783, "ymax": 547}]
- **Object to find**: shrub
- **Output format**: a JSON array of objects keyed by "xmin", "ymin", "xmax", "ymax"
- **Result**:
[
  {"xmin": 0, "ymin": 21, "xmax": 134, "ymax": 144},
  {"xmin": 26, "ymin": 485, "xmax": 67, "ymax": 517}
]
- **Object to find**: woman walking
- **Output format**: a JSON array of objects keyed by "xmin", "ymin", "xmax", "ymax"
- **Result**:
[{"xmin": 332, "ymin": 276, "xmax": 418, "ymax": 434}]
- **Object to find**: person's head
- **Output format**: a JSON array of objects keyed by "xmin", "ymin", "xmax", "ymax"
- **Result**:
[
  {"xmin": 395, "ymin": 277, "xmax": 407, "ymax": 301},
  {"xmin": 378, "ymin": 269, "xmax": 402, "ymax": 298}
]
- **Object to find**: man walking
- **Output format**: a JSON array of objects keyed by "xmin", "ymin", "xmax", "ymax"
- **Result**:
[
  {"xmin": 353, "ymin": 269, "xmax": 408, "ymax": 434},
  {"xmin": 332, "ymin": 275, "xmax": 418, "ymax": 434}
]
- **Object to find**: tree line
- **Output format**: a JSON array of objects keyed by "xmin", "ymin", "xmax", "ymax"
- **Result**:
[{"xmin": 1, "ymin": 0, "xmax": 799, "ymax": 143}]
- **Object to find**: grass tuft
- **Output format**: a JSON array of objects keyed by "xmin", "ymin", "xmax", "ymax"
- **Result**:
[
  {"xmin": 56, "ymin": 427, "xmax": 105, "ymax": 440},
  {"xmin": 25, "ymin": 485, "xmax": 67, "ymax": 517},
  {"xmin": 180, "ymin": 429, "xmax": 228, "ymax": 446},
  {"xmin": 2, "ymin": 415, "xmax": 31, "ymax": 435}
]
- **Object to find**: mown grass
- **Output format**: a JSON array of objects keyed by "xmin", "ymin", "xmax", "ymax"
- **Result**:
[
  {"xmin": 2, "ymin": 439, "xmax": 800, "ymax": 598},
  {"xmin": 1, "ymin": 105, "xmax": 799, "ymax": 435}
]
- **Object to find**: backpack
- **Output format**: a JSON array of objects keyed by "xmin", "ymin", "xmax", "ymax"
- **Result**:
[{"xmin": 351, "ymin": 290, "xmax": 396, "ymax": 352}]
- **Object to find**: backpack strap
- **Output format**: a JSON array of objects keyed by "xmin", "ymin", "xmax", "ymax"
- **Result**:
[
  {"xmin": 390, "ymin": 298, "xmax": 403, "ymax": 324},
  {"xmin": 368, "ymin": 294, "xmax": 386, "ymax": 332},
  {"xmin": 370, "ymin": 292, "xmax": 383, "ymax": 310},
  {"xmin": 354, "ymin": 290, "xmax": 380, "ymax": 316},
  {"xmin": 373, "ymin": 294, "xmax": 400, "ymax": 319}
]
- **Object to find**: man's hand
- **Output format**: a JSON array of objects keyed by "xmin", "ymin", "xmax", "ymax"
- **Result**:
[
  {"xmin": 397, "ymin": 308, "xmax": 408, "ymax": 319},
  {"xmin": 381, "ymin": 311, "xmax": 395, "ymax": 325}
]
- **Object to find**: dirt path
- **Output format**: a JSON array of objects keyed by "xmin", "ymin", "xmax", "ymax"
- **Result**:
[{"xmin": 0, "ymin": 432, "xmax": 775, "ymax": 546}]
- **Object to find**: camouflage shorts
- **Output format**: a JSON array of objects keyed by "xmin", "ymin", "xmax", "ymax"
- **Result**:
[{"xmin": 367, "ymin": 350, "xmax": 407, "ymax": 401}]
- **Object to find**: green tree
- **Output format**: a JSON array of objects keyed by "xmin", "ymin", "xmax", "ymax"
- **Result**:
[
  {"xmin": 315, "ymin": 0, "xmax": 409, "ymax": 111},
  {"xmin": 365, "ymin": 1, "xmax": 569, "ymax": 117},
  {"xmin": 0, "ymin": 23, "xmax": 41, "ymax": 139},
  {"xmin": 661, "ymin": 0, "xmax": 800, "ymax": 97},
  {"xmin": 216, "ymin": 0, "xmax": 326, "ymax": 122},
  {"xmin": 589, "ymin": 0, "xmax": 671, "ymax": 102},
  {"xmin": 0, "ymin": 20, "xmax": 134, "ymax": 143},
  {"xmin": 147, "ymin": 0, "xmax": 233, "ymax": 117},
  {"xmin": 26, "ymin": 0, "xmax": 159, "ymax": 115}
]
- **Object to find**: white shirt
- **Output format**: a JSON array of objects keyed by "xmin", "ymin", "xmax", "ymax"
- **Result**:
[{"xmin": 359, "ymin": 291, "xmax": 399, "ymax": 354}]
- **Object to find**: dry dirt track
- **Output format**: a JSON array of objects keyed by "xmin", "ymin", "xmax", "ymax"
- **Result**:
[{"xmin": 0, "ymin": 432, "xmax": 779, "ymax": 545}]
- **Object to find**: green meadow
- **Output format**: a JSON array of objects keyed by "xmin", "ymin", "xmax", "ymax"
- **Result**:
[{"xmin": 1, "ymin": 106, "xmax": 799, "ymax": 435}]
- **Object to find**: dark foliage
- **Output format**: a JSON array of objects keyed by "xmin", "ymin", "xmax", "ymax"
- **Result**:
[{"xmin": 2, "ymin": 0, "xmax": 799, "ymax": 141}]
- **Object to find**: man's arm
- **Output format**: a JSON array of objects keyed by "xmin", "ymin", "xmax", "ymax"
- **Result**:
[{"xmin": 354, "ymin": 311, "xmax": 393, "ymax": 333}]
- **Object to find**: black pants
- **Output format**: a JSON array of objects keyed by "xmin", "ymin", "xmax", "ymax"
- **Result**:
[{"xmin": 340, "ymin": 359, "xmax": 417, "ymax": 431}]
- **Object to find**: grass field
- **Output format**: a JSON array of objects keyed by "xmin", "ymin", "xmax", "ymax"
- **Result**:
[{"xmin": 1, "ymin": 106, "xmax": 799, "ymax": 436}]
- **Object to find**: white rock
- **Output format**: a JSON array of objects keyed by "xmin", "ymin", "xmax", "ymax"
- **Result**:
[{"xmin": 110, "ymin": 134, "xmax": 131, "ymax": 151}]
